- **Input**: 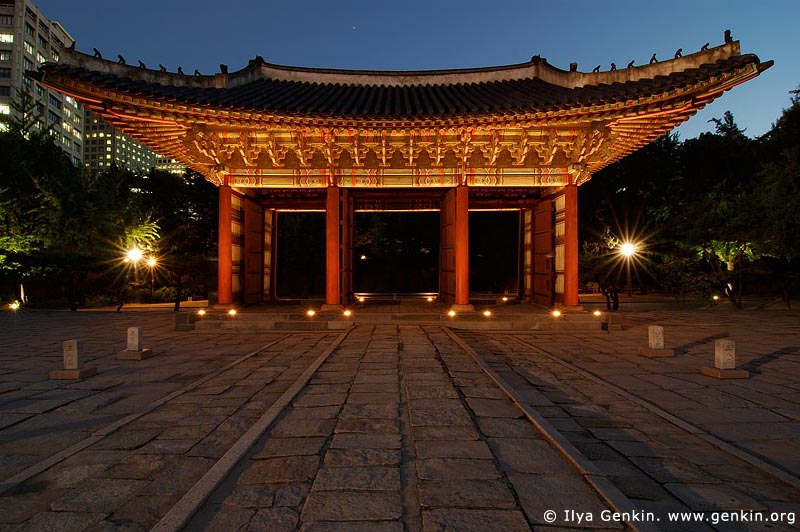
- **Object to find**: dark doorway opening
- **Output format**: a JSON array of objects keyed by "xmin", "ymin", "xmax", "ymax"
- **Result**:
[
  {"xmin": 354, "ymin": 212, "xmax": 439, "ymax": 294},
  {"xmin": 469, "ymin": 211, "xmax": 520, "ymax": 294},
  {"xmin": 275, "ymin": 212, "xmax": 325, "ymax": 298}
]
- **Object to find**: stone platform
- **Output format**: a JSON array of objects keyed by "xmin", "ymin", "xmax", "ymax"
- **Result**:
[{"xmin": 187, "ymin": 300, "xmax": 616, "ymax": 333}]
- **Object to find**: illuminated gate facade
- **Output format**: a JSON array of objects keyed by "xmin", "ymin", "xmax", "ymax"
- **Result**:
[{"xmin": 36, "ymin": 38, "xmax": 770, "ymax": 308}]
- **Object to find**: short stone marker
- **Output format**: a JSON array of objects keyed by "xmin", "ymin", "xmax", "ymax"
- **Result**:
[
  {"xmin": 638, "ymin": 325, "xmax": 674, "ymax": 357},
  {"xmin": 49, "ymin": 340, "xmax": 97, "ymax": 380},
  {"xmin": 701, "ymin": 339, "xmax": 749, "ymax": 379},
  {"xmin": 117, "ymin": 327, "xmax": 155, "ymax": 360}
]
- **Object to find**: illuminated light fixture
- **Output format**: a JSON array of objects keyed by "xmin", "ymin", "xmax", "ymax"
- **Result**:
[
  {"xmin": 227, "ymin": 309, "xmax": 237, "ymax": 317},
  {"xmin": 9, "ymin": 301, "xmax": 20, "ymax": 311},
  {"xmin": 306, "ymin": 309, "xmax": 316, "ymax": 317},
  {"xmin": 620, "ymin": 242, "xmax": 637, "ymax": 257},
  {"xmin": 483, "ymin": 310, "xmax": 492, "ymax": 317},
  {"xmin": 448, "ymin": 310, "xmax": 456, "ymax": 317},
  {"xmin": 426, "ymin": 296, "xmax": 434, "ymax": 303},
  {"xmin": 127, "ymin": 247, "xmax": 143, "ymax": 262},
  {"xmin": 146, "ymin": 257, "xmax": 156, "ymax": 267},
  {"xmin": 712, "ymin": 295, "xmax": 720, "ymax": 301},
  {"xmin": 343, "ymin": 310, "xmax": 352, "ymax": 317},
  {"xmin": 357, "ymin": 297, "xmax": 365, "ymax": 303},
  {"xmin": 593, "ymin": 310, "xmax": 602, "ymax": 317},
  {"xmin": 552, "ymin": 310, "xmax": 562, "ymax": 318},
  {"xmin": 360, "ymin": 255, "xmax": 367, "ymax": 260},
  {"xmin": 197, "ymin": 309, "xmax": 206, "ymax": 316},
  {"xmin": 501, "ymin": 296, "xmax": 509, "ymax": 302}
]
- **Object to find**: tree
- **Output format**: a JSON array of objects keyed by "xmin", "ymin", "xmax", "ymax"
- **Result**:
[
  {"xmin": 672, "ymin": 112, "xmax": 761, "ymax": 308},
  {"xmin": 0, "ymin": 102, "xmax": 159, "ymax": 308},
  {"xmin": 137, "ymin": 169, "xmax": 217, "ymax": 309},
  {"xmin": 754, "ymin": 87, "xmax": 800, "ymax": 307}
]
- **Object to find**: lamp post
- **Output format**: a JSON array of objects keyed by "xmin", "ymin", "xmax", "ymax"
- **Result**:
[
  {"xmin": 619, "ymin": 242, "xmax": 637, "ymax": 297},
  {"xmin": 146, "ymin": 257, "xmax": 157, "ymax": 298}
]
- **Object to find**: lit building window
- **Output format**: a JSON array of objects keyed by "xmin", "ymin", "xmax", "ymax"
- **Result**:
[
  {"xmin": 37, "ymin": 52, "xmax": 46, "ymax": 65},
  {"xmin": 24, "ymin": 41, "xmax": 33, "ymax": 55},
  {"xmin": 0, "ymin": 103, "xmax": 10, "ymax": 115},
  {"xmin": 0, "ymin": 50, "xmax": 10, "ymax": 61},
  {"xmin": 0, "ymin": 33, "xmax": 13, "ymax": 43}
]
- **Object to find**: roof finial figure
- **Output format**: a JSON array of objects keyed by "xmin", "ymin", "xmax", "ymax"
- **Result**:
[
  {"xmin": 674, "ymin": 48, "xmax": 683, "ymax": 59},
  {"xmin": 159, "ymin": 64, "xmax": 167, "ymax": 72},
  {"xmin": 569, "ymin": 62, "xmax": 578, "ymax": 72},
  {"xmin": 649, "ymin": 53, "xmax": 657, "ymax": 64},
  {"xmin": 138, "ymin": 60, "xmax": 146, "ymax": 69},
  {"xmin": 627, "ymin": 60, "xmax": 635, "ymax": 68},
  {"xmin": 220, "ymin": 64, "xmax": 229, "ymax": 75},
  {"xmin": 177, "ymin": 66, "xmax": 184, "ymax": 75},
  {"xmin": 610, "ymin": 62, "xmax": 617, "ymax": 71},
  {"xmin": 724, "ymin": 29, "xmax": 732, "ymax": 43},
  {"xmin": 592, "ymin": 65, "xmax": 601, "ymax": 73},
  {"xmin": 117, "ymin": 54, "xmax": 125, "ymax": 65},
  {"xmin": 92, "ymin": 47, "xmax": 102, "ymax": 59},
  {"xmin": 701, "ymin": 42, "xmax": 710, "ymax": 51},
  {"xmin": 194, "ymin": 69, "xmax": 201, "ymax": 77}
]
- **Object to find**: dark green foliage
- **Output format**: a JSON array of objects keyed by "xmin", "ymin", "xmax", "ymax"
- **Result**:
[
  {"xmin": 0, "ymin": 97, "xmax": 217, "ymax": 307},
  {"xmin": 581, "ymin": 88, "xmax": 800, "ymax": 308}
]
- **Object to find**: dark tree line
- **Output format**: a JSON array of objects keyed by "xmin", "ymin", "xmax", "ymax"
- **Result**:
[
  {"xmin": 580, "ymin": 87, "xmax": 800, "ymax": 308},
  {"xmin": 0, "ymin": 100, "xmax": 218, "ymax": 309}
]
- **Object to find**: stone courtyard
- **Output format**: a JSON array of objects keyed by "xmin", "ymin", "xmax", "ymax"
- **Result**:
[{"xmin": 0, "ymin": 305, "xmax": 797, "ymax": 531}]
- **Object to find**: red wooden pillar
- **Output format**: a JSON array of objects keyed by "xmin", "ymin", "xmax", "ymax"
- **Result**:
[
  {"xmin": 563, "ymin": 184, "xmax": 579, "ymax": 306},
  {"xmin": 453, "ymin": 185, "xmax": 473, "ymax": 309},
  {"xmin": 217, "ymin": 184, "xmax": 233, "ymax": 305},
  {"xmin": 325, "ymin": 186, "xmax": 341, "ymax": 307}
]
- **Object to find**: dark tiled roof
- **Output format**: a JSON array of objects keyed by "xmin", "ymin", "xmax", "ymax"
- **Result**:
[{"xmin": 39, "ymin": 54, "xmax": 767, "ymax": 118}]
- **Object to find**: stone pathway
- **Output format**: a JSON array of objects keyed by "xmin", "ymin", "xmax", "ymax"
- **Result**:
[{"xmin": 179, "ymin": 324, "xmax": 618, "ymax": 532}]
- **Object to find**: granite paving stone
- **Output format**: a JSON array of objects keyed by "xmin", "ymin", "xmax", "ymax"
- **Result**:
[
  {"xmin": 421, "ymin": 508, "xmax": 530, "ymax": 532},
  {"xmin": 302, "ymin": 491, "xmax": 403, "ymax": 521},
  {"xmin": 311, "ymin": 466, "xmax": 399, "ymax": 491}
]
